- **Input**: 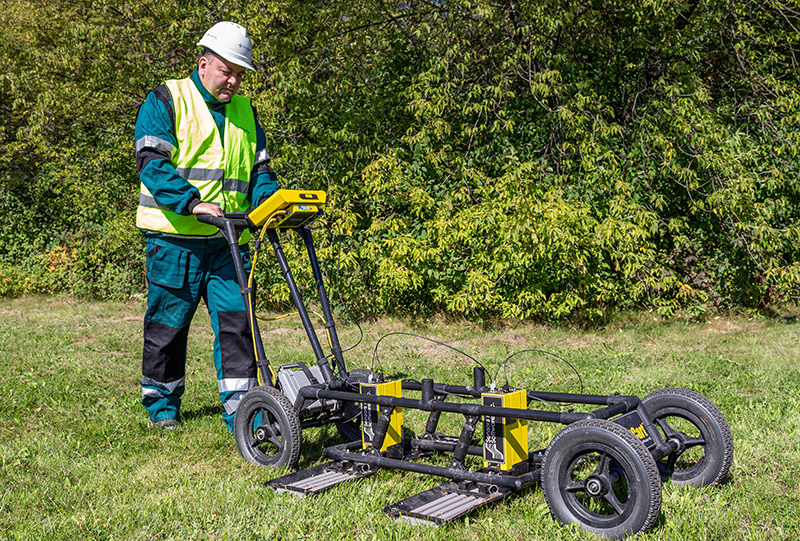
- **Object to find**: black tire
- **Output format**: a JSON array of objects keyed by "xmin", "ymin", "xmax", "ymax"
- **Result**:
[
  {"xmin": 542, "ymin": 419, "xmax": 662, "ymax": 539},
  {"xmin": 234, "ymin": 386, "xmax": 302, "ymax": 469},
  {"xmin": 335, "ymin": 368, "xmax": 381, "ymax": 442},
  {"xmin": 642, "ymin": 387, "xmax": 733, "ymax": 487}
]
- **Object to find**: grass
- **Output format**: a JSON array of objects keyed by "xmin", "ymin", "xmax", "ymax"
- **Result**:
[{"xmin": 1, "ymin": 295, "xmax": 798, "ymax": 540}]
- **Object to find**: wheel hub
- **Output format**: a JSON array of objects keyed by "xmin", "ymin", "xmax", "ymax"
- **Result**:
[
  {"xmin": 585, "ymin": 476, "xmax": 607, "ymax": 497},
  {"xmin": 255, "ymin": 425, "xmax": 271, "ymax": 443},
  {"xmin": 667, "ymin": 435, "xmax": 686, "ymax": 454}
]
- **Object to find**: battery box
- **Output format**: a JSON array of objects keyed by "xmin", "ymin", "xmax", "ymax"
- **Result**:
[
  {"xmin": 248, "ymin": 189, "xmax": 326, "ymax": 229},
  {"xmin": 360, "ymin": 380, "xmax": 403, "ymax": 452},
  {"xmin": 277, "ymin": 363, "xmax": 336, "ymax": 417},
  {"xmin": 481, "ymin": 389, "xmax": 528, "ymax": 472}
]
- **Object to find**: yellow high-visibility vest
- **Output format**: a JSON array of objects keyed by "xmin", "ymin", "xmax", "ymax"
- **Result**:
[{"xmin": 136, "ymin": 78, "xmax": 256, "ymax": 241}]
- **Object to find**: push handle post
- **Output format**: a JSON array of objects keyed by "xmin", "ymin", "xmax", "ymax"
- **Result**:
[{"xmin": 196, "ymin": 213, "xmax": 273, "ymax": 386}]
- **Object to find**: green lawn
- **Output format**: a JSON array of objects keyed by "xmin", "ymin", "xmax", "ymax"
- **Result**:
[{"xmin": 1, "ymin": 296, "xmax": 798, "ymax": 539}]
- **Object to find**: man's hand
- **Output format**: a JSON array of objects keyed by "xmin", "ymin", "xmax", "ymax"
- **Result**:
[{"xmin": 192, "ymin": 202, "xmax": 224, "ymax": 217}]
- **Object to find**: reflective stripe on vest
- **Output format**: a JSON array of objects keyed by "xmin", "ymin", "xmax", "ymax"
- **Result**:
[{"xmin": 136, "ymin": 77, "xmax": 257, "ymax": 240}]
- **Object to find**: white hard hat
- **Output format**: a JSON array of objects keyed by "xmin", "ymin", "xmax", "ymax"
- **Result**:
[{"xmin": 197, "ymin": 21, "xmax": 255, "ymax": 71}]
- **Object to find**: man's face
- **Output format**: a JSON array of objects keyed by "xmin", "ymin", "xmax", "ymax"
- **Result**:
[{"xmin": 197, "ymin": 53, "xmax": 247, "ymax": 102}]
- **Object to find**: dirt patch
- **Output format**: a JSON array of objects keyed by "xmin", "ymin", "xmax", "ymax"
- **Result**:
[
  {"xmin": 556, "ymin": 333, "xmax": 604, "ymax": 350},
  {"xmin": 263, "ymin": 327, "xmax": 296, "ymax": 336},
  {"xmin": 419, "ymin": 340, "xmax": 454, "ymax": 361},
  {"xmin": 497, "ymin": 331, "xmax": 531, "ymax": 347},
  {"xmin": 704, "ymin": 317, "xmax": 762, "ymax": 335}
]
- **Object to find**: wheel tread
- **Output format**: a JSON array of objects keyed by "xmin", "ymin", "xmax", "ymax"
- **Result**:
[
  {"xmin": 643, "ymin": 387, "xmax": 733, "ymax": 486},
  {"xmin": 234, "ymin": 385, "xmax": 302, "ymax": 469},
  {"xmin": 542, "ymin": 418, "xmax": 662, "ymax": 538}
]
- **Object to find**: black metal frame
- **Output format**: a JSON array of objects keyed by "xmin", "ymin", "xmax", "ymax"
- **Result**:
[
  {"xmin": 299, "ymin": 373, "xmax": 677, "ymax": 489},
  {"xmin": 199, "ymin": 212, "xmax": 679, "ymax": 488},
  {"xmin": 198, "ymin": 214, "xmax": 347, "ymax": 400}
]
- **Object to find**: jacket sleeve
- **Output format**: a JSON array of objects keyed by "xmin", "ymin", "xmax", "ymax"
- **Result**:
[
  {"xmin": 248, "ymin": 105, "xmax": 279, "ymax": 206},
  {"xmin": 134, "ymin": 86, "xmax": 201, "ymax": 216}
]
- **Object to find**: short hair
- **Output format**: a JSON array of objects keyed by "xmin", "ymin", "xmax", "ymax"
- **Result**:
[{"xmin": 199, "ymin": 47, "xmax": 223, "ymax": 63}]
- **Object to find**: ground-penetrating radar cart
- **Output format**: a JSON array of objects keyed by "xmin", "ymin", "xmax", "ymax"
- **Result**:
[{"xmin": 198, "ymin": 189, "xmax": 734, "ymax": 539}]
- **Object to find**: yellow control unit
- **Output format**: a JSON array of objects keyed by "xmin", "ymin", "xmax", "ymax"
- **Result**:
[
  {"xmin": 248, "ymin": 189, "xmax": 326, "ymax": 229},
  {"xmin": 360, "ymin": 380, "xmax": 403, "ymax": 452},
  {"xmin": 482, "ymin": 389, "xmax": 528, "ymax": 472}
]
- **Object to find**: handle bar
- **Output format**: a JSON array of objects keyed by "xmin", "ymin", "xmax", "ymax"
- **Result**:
[{"xmin": 196, "ymin": 213, "xmax": 252, "ymax": 230}]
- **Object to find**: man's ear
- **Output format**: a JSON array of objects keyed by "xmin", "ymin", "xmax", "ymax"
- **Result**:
[{"xmin": 198, "ymin": 56, "xmax": 209, "ymax": 75}]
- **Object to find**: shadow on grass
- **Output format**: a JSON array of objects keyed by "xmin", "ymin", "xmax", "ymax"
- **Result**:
[
  {"xmin": 297, "ymin": 424, "xmax": 350, "ymax": 468},
  {"xmin": 761, "ymin": 305, "xmax": 799, "ymax": 323},
  {"xmin": 181, "ymin": 404, "xmax": 223, "ymax": 421}
]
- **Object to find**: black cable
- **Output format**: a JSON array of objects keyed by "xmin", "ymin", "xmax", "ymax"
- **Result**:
[
  {"xmin": 371, "ymin": 331, "xmax": 489, "ymax": 377},
  {"xmin": 496, "ymin": 348, "xmax": 584, "ymax": 395},
  {"xmin": 308, "ymin": 208, "xmax": 580, "ymax": 402}
]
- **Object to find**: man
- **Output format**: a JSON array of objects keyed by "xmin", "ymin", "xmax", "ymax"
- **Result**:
[{"xmin": 134, "ymin": 22, "xmax": 277, "ymax": 431}]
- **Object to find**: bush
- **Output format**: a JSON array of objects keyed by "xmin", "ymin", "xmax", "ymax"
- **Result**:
[{"xmin": 1, "ymin": 0, "xmax": 798, "ymax": 319}]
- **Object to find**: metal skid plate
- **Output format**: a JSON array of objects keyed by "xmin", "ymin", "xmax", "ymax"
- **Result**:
[
  {"xmin": 383, "ymin": 478, "xmax": 515, "ymax": 527},
  {"xmin": 264, "ymin": 460, "xmax": 378, "ymax": 497}
]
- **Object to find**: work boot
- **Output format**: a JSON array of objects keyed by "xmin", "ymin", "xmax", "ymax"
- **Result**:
[{"xmin": 153, "ymin": 418, "xmax": 180, "ymax": 430}]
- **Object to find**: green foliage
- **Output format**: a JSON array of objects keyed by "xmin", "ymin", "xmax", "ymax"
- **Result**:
[{"xmin": 1, "ymin": 0, "xmax": 798, "ymax": 319}]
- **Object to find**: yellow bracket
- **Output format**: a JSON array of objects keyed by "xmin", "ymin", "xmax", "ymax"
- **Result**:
[
  {"xmin": 482, "ymin": 389, "xmax": 528, "ymax": 471},
  {"xmin": 360, "ymin": 380, "xmax": 403, "ymax": 452}
]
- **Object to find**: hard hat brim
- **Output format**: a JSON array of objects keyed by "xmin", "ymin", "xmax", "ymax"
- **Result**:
[{"xmin": 197, "ymin": 41, "xmax": 256, "ymax": 71}]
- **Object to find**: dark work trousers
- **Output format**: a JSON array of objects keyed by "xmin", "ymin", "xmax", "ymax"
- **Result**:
[{"xmin": 140, "ymin": 234, "xmax": 256, "ymax": 430}]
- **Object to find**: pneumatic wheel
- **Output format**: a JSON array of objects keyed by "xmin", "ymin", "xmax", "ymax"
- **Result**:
[
  {"xmin": 642, "ymin": 387, "xmax": 733, "ymax": 486},
  {"xmin": 542, "ymin": 419, "xmax": 662, "ymax": 539},
  {"xmin": 335, "ymin": 368, "xmax": 382, "ymax": 442},
  {"xmin": 234, "ymin": 386, "xmax": 301, "ymax": 469}
]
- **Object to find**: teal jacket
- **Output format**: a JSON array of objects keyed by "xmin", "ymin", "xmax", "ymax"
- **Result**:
[{"xmin": 134, "ymin": 68, "xmax": 278, "ymax": 217}]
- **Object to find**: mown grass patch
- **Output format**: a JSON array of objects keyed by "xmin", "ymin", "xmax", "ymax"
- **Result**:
[{"xmin": 1, "ymin": 296, "xmax": 798, "ymax": 539}]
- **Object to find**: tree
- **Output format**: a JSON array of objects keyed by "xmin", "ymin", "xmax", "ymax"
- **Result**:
[{"xmin": 1, "ymin": 0, "xmax": 798, "ymax": 319}]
